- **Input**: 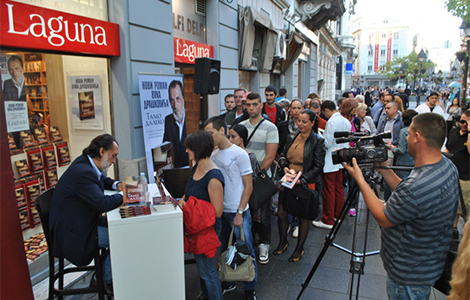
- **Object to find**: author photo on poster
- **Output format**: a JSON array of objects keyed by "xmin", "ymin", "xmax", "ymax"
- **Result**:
[{"xmin": 163, "ymin": 79, "xmax": 189, "ymax": 168}]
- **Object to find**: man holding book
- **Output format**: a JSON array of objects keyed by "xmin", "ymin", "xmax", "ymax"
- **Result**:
[{"xmin": 203, "ymin": 116, "xmax": 257, "ymax": 300}]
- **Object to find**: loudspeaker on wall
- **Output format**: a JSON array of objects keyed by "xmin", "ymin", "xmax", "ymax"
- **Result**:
[{"xmin": 194, "ymin": 57, "xmax": 220, "ymax": 95}]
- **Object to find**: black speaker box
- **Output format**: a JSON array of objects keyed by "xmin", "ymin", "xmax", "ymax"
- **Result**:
[{"xmin": 194, "ymin": 57, "xmax": 220, "ymax": 95}]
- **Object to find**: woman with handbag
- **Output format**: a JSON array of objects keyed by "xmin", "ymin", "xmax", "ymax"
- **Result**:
[
  {"xmin": 178, "ymin": 130, "xmax": 224, "ymax": 300},
  {"xmin": 274, "ymin": 109, "xmax": 325, "ymax": 262}
]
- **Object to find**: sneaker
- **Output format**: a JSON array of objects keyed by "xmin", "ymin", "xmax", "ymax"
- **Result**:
[
  {"xmin": 292, "ymin": 226, "xmax": 299, "ymax": 238},
  {"xmin": 349, "ymin": 208, "xmax": 357, "ymax": 217},
  {"xmin": 195, "ymin": 291, "xmax": 208, "ymax": 300},
  {"xmin": 258, "ymin": 243, "xmax": 270, "ymax": 264},
  {"xmin": 244, "ymin": 290, "xmax": 257, "ymax": 300},
  {"xmin": 222, "ymin": 282, "xmax": 236, "ymax": 295},
  {"xmin": 312, "ymin": 220, "xmax": 333, "ymax": 230}
]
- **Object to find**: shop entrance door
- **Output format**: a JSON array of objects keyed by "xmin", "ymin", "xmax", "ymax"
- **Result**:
[{"xmin": 176, "ymin": 65, "xmax": 206, "ymax": 134}]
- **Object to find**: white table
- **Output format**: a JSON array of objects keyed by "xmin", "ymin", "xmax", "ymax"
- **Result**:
[{"xmin": 107, "ymin": 184, "xmax": 185, "ymax": 300}]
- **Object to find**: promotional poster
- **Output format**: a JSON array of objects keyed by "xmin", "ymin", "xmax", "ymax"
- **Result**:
[
  {"xmin": 69, "ymin": 75, "xmax": 103, "ymax": 130},
  {"xmin": 139, "ymin": 74, "xmax": 190, "ymax": 183}
]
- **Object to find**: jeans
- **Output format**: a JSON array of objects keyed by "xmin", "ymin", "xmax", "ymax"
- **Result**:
[
  {"xmin": 217, "ymin": 211, "xmax": 257, "ymax": 291},
  {"xmin": 194, "ymin": 253, "xmax": 223, "ymax": 300},
  {"xmin": 97, "ymin": 226, "xmax": 112, "ymax": 283},
  {"xmin": 386, "ymin": 277, "xmax": 431, "ymax": 300},
  {"xmin": 288, "ymin": 214, "xmax": 298, "ymax": 227},
  {"xmin": 256, "ymin": 197, "xmax": 272, "ymax": 244}
]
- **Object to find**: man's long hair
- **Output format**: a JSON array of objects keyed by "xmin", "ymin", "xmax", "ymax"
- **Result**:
[{"xmin": 82, "ymin": 134, "xmax": 118, "ymax": 158}]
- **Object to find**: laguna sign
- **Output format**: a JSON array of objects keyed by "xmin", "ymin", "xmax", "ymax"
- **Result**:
[
  {"xmin": 0, "ymin": 1, "xmax": 120, "ymax": 56},
  {"xmin": 174, "ymin": 37, "xmax": 213, "ymax": 64}
]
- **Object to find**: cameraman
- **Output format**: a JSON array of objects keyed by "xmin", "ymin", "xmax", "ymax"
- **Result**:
[{"xmin": 343, "ymin": 113, "xmax": 459, "ymax": 299}]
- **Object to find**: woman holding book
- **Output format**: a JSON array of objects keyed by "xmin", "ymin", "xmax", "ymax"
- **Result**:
[
  {"xmin": 178, "ymin": 130, "xmax": 224, "ymax": 300},
  {"xmin": 274, "ymin": 109, "xmax": 325, "ymax": 262}
]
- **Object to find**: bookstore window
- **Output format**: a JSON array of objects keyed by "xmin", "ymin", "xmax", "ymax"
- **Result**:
[{"xmin": 1, "ymin": 50, "xmax": 112, "ymax": 280}]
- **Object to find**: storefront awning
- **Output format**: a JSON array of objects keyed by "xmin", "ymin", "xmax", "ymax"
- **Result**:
[
  {"xmin": 281, "ymin": 31, "xmax": 305, "ymax": 74},
  {"xmin": 238, "ymin": 6, "xmax": 277, "ymax": 71}
]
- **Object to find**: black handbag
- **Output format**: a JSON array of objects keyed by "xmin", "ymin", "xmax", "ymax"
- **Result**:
[
  {"xmin": 280, "ymin": 184, "xmax": 319, "ymax": 220},
  {"xmin": 246, "ymin": 119, "xmax": 279, "ymax": 211},
  {"xmin": 433, "ymin": 181, "xmax": 467, "ymax": 295},
  {"xmin": 249, "ymin": 169, "xmax": 279, "ymax": 211}
]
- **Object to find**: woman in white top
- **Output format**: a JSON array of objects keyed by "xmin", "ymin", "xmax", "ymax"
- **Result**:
[{"xmin": 356, "ymin": 103, "xmax": 377, "ymax": 135}]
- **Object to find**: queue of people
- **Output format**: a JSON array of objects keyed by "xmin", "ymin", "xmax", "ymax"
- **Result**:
[{"xmin": 48, "ymin": 84, "xmax": 469, "ymax": 300}]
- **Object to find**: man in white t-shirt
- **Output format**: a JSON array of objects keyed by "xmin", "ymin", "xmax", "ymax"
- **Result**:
[
  {"xmin": 415, "ymin": 92, "xmax": 445, "ymax": 117},
  {"xmin": 312, "ymin": 100, "xmax": 351, "ymax": 230},
  {"xmin": 240, "ymin": 92, "xmax": 279, "ymax": 265},
  {"xmin": 203, "ymin": 116, "xmax": 257, "ymax": 299}
]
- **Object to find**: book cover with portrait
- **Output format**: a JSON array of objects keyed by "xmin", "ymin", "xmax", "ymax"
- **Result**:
[{"xmin": 78, "ymin": 91, "xmax": 95, "ymax": 120}]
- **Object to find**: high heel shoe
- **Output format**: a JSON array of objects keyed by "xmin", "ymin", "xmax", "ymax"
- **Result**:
[
  {"xmin": 288, "ymin": 249, "xmax": 304, "ymax": 262},
  {"xmin": 272, "ymin": 243, "xmax": 289, "ymax": 255}
]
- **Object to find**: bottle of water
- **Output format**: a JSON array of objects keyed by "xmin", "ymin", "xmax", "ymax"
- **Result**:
[{"xmin": 140, "ymin": 172, "xmax": 149, "ymax": 204}]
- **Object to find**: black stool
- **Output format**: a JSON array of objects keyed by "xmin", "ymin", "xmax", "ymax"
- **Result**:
[{"xmin": 36, "ymin": 187, "xmax": 108, "ymax": 300}]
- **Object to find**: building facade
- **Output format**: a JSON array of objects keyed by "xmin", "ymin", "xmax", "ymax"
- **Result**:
[
  {"xmin": 0, "ymin": 0, "xmax": 348, "ymax": 294},
  {"xmin": 352, "ymin": 15, "xmax": 413, "ymax": 88}
]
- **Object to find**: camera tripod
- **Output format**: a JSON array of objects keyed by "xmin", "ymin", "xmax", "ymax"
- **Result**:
[{"xmin": 296, "ymin": 166, "xmax": 381, "ymax": 300}]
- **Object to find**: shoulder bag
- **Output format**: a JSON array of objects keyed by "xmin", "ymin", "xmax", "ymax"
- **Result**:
[
  {"xmin": 280, "ymin": 183, "xmax": 319, "ymax": 220},
  {"xmin": 247, "ymin": 119, "xmax": 279, "ymax": 211},
  {"xmin": 218, "ymin": 227, "xmax": 255, "ymax": 282}
]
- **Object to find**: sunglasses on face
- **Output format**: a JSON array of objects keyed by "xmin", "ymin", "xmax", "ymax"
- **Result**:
[{"xmin": 460, "ymin": 120, "xmax": 467, "ymax": 125}]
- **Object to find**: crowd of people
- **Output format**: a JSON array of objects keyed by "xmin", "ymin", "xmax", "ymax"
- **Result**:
[
  {"xmin": 187, "ymin": 84, "xmax": 468, "ymax": 300},
  {"xmin": 48, "ymin": 83, "xmax": 469, "ymax": 300}
]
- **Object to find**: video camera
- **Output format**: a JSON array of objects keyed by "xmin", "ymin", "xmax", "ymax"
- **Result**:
[{"xmin": 331, "ymin": 131, "xmax": 391, "ymax": 165}]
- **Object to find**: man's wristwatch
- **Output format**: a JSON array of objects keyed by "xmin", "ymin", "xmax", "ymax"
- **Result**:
[{"xmin": 237, "ymin": 208, "xmax": 244, "ymax": 215}]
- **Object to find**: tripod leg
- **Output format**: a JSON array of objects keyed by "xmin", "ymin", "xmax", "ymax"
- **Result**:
[
  {"xmin": 296, "ymin": 184, "xmax": 360, "ymax": 300},
  {"xmin": 350, "ymin": 181, "xmax": 382, "ymax": 300}
]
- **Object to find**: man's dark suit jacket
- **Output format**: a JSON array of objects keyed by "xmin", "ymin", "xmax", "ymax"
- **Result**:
[
  {"xmin": 3, "ymin": 79, "xmax": 26, "ymax": 101},
  {"xmin": 163, "ymin": 114, "xmax": 189, "ymax": 168},
  {"xmin": 3, "ymin": 79, "xmax": 27, "ymax": 148},
  {"xmin": 49, "ymin": 154, "xmax": 122, "ymax": 266}
]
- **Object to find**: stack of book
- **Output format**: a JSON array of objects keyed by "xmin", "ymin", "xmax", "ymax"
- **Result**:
[
  {"xmin": 119, "ymin": 204, "xmax": 151, "ymax": 219},
  {"xmin": 24, "ymin": 233, "xmax": 48, "ymax": 263}
]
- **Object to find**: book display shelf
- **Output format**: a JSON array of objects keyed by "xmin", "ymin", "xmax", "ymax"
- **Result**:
[
  {"xmin": 9, "ymin": 123, "xmax": 71, "ymax": 285},
  {"xmin": 23, "ymin": 53, "xmax": 49, "ymax": 120}
]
